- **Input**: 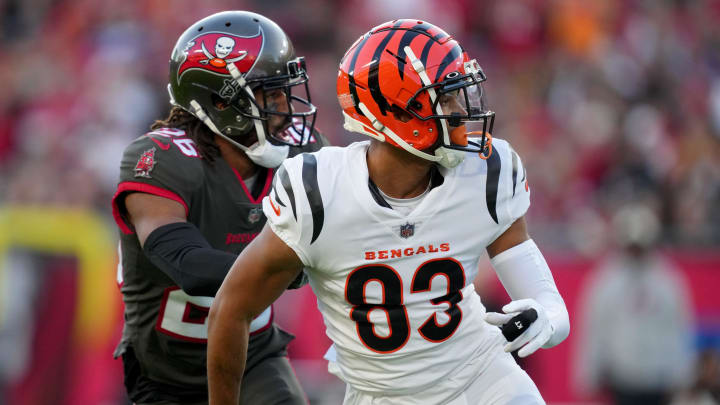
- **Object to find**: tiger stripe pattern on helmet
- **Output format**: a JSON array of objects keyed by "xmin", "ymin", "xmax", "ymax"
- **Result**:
[
  {"xmin": 367, "ymin": 21, "xmax": 405, "ymax": 116},
  {"xmin": 338, "ymin": 19, "xmax": 467, "ymax": 151},
  {"xmin": 345, "ymin": 33, "xmax": 372, "ymax": 117},
  {"xmin": 338, "ymin": 19, "xmax": 495, "ymax": 169},
  {"xmin": 395, "ymin": 21, "xmax": 451, "ymax": 80},
  {"xmin": 342, "ymin": 20, "xmax": 462, "ymax": 112}
]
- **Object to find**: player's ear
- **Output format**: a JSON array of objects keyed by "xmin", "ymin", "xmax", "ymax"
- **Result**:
[{"xmin": 390, "ymin": 105, "xmax": 413, "ymax": 123}]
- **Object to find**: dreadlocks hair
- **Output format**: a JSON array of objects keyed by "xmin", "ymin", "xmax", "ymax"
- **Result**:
[{"xmin": 150, "ymin": 107, "xmax": 221, "ymax": 163}]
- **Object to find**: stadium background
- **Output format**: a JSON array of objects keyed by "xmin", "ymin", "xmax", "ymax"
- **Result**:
[{"xmin": 0, "ymin": 0, "xmax": 718, "ymax": 403}]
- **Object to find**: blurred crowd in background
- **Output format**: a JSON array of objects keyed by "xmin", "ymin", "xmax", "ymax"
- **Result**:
[
  {"xmin": 0, "ymin": 0, "xmax": 719, "ymax": 404},
  {"xmin": 2, "ymin": 0, "xmax": 720, "ymax": 251}
]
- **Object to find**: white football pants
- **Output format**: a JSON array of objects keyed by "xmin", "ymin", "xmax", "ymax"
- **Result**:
[{"xmin": 341, "ymin": 349, "xmax": 544, "ymax": 405}]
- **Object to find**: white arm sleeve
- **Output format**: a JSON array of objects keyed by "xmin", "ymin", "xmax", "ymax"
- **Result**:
[{"xmin": 490, "ymin": 239, "xmax": 570, "ymax": 348}]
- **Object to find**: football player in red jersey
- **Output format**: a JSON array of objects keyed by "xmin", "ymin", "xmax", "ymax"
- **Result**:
[
  {"xmin": 208, "ymin": 19, "xmax": 568, "ymax": 404},
  {"xmin": 111, "ymin": 11, "xmax": 327, "ymax": 405}
]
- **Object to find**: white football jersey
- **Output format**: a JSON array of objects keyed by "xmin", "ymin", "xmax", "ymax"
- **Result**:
[{"xmin": 263, "ymin": 138, "xmax": 530, "ymax": 397}]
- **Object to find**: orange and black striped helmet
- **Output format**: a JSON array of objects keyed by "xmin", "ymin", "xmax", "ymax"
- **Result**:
[{"xmin": 337, "ymin": 19, "xmax": 494, "ymax": 167}]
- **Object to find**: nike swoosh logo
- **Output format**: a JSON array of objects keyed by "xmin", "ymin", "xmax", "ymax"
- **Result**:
[
  {"xmin": 149, "ymin": 137, "xmax": 171, "ymax": 150},
  {"xmin": 269, "ymin": 197, "xmax": 281, "ymax": 216}
]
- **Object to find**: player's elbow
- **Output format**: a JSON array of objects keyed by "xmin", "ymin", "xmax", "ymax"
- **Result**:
[
  {"xmin": 208, "ymin": 304, "xmax": 220, "ymax": 345},
  {"xmin": 544, "ymin": 305, "xmax": 570, "ymax": 348},
  {"xmin": 208, "ymin": 290, "xmax": 253, "ymax": 334},
  {"xmin": 208, "ymin": 292, "xmax": 232, "ymax": 336},
  {"xmin": 556, "ymin": 309, "xmax": 571, "ymax": 344},
  {"xmin": 208, "ymin": 297, "xmax": 221, "ymax": 330}
]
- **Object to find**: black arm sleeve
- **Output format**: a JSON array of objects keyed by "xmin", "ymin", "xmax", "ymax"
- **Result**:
[
  {"xmin": 143, "ymin": 222, "xmax": 307, "ymax": 295},
  {"xmin": 143, "ymin": 222, "xmax": 236, "ymax": 297}
]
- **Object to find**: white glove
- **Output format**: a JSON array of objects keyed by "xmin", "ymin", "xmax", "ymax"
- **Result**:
[{"xmin": 484, "ymin": 298, "xmax": 553, "ymax": 358}]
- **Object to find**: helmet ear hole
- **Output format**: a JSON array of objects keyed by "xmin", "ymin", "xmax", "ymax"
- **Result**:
[
  {"xmin": 211, "ymin": 94, "xmax": 230, "ymax": 111},
  {"xmin": 390, "ymin": 105, "xmax": 413, "ymax": 123}
]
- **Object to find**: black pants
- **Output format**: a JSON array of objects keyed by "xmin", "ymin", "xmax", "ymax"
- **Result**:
[
  {"xmin": 239, "ymin": 355, "xmax": 306, "ymax": 405},
  {"xmin": 136, "ymin": 356, "xmax": 306, "ymax": 405}
]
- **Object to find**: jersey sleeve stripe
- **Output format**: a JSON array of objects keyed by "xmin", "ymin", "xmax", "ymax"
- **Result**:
[
  {"xmin": 301, "ymin": 154, "xmax": 324, "ymax": 243},
  {"xmin": 111, "ymin": 182, "xmax": 189, "ymax": 234},
  {"xmin": 271, "ymin": 178, "xmax": 286, "ymax": 207},
  {"xmin": 278, "ymin": 166, "xmax": 297, "ymax": 219},
  {"xmin": 485, "ymin": 148, "xmax": 501, "ymax": 224},
  {"xmin": 511, "ymin": 151, "xmax": 518, "ymax": 197}
]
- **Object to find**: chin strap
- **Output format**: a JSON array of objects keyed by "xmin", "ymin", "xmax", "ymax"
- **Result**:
[
  {"xmin": 229, "ymin": 62, "xmax": 291, "ymax": 168},
  {"xmin": 189, "ymin": 99, "xmax": 224, "ymax": 136},
  {"xmin": 243, "ymin": 141, "xmax": 289, "ymax": 168},
  {"xmin": 434, "ymin": 147, "xmax": 466, "ymax": 168},
  {"xmin": 404, "ymin": 45, "xmax": 457, "ymax": 151},
  {"xmin": 189, "ymin": 99, "xmax": 289, "ymax": 168},
  {"xmin": 186, "ymin": 62, "xmax": 291, "ymax": 168},
  {"xmin": 353, "ymin": 102, "xmax": 464, "ymax": 168}
]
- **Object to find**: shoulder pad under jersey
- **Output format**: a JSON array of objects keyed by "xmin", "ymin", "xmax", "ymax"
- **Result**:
[
  {"xmin": 112, "ymin": 128, "xmax": 204, "ymax": 233},
  {"xmin": 476, "ymin": 137, "xmax": 531, "ymax": 242},
  {"xmin": 263, "ymin": 148, "xmax": 335, "ymax": 266}
]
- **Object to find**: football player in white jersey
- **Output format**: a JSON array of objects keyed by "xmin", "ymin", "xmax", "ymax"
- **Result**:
[{"xmin": 208, "ymin": 19, "xmax": 570, "ymax": 405}]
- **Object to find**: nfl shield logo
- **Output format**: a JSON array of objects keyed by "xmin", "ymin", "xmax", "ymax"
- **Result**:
[
  {"xmin": 248, "ymin": 207, "xmax": 262, "ymax": 224},
  {"xmin": 399, "ymin": 222, "xmax": 415, "ymax": 238}
]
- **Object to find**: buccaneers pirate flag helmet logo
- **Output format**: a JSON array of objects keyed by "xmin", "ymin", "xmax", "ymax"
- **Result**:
[
  {"xmin": 167, "ymin": 11, "xmax": 317, "ymax": 150},
  {"xmin": 177, "ymin": 31, "xmax": 263, "ymax": 80}
]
